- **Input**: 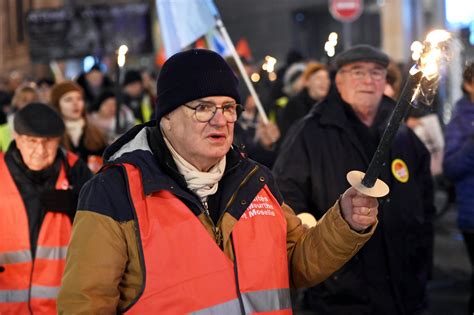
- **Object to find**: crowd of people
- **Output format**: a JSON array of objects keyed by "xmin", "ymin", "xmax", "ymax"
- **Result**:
[{"xmin": 0, "ymin": 44, "xmax": 472, "ymax": 315}]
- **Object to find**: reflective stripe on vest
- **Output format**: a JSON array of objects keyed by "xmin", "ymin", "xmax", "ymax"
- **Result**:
[
  {"xmin": 191, "ymin": 288, "xmax": 292, "ymax": 315},
  {"xmin": 0, "ymin": 286, "xmax": 61, "ymax": 302},
  {"xmin": 0, "ymin": 246, "xmax": 67, "ymax": 266},
  {"xmin": 121, "ymin": 163, "xmax": 291, "ymax": 314},
  {"xmin": 0, "ymin": 151, "xmax": 77, "ymax": 314},
  {"xmin": 36, "ymin": 246, "xmax": 68, "ymax": 260},
  {"xmin": 0, "ymin": 250, "xmax": 31, "ymax": 264}
]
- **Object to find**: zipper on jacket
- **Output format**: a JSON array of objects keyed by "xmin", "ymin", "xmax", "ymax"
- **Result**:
[
  {"xmin": 201, "ymin": 165, "xmax": 259, "ymax": 249},
  {"xmin": 202, "ymin": 201, "xmax": 223, "ymax": 247},
  {"xmin": 224, "ymin": 165, "xmax": 259, "ymax": 210}
]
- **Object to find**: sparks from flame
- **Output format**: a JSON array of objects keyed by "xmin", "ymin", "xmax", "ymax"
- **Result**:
[{"xmin": 410, "ymin": 30, "xmax": 451, "ymax": 104}]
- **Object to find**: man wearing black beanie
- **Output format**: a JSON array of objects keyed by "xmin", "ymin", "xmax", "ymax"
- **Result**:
[
  {"xmin": 0, "ymin": 102, "xmax": 92, "ymax": 314},
  {"xmin": 59, "ymin": 49, "xmax": 379, "ymax": 314}
]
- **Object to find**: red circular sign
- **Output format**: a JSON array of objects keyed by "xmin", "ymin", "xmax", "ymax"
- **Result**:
[{"xmin": 330, "ymin": 0, "xmax": 363, "ymax": 22}]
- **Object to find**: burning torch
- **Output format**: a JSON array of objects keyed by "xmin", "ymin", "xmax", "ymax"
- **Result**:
[
  {"xmin": 347, "ymin": 30, "xmax": 452, "ymax": 198},
  {"xmin": 115, "ymin": 45, "xmax": 128, "ymax": 134}
]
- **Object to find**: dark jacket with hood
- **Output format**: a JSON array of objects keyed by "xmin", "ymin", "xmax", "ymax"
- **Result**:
[{"xmin": 273, "ymin": 94, "xmax": 435, "ymax": 315}]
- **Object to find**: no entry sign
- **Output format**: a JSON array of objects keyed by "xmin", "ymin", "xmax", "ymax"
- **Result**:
[{"xmin": 330, "ymin": 0, "xmax": 363, "ymax": 22}]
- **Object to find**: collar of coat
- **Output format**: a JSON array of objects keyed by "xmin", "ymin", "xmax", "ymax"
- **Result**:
[{"xmin": 311, "ymin": 92, "xmax": 396, "ymax": 134}]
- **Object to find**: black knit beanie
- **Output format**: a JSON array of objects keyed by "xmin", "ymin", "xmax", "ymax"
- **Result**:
[{"xmin": 155, "ymin": 49, "xmax": 241, "ymax": 122}]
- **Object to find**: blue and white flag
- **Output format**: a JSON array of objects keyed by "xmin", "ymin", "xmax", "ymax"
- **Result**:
[
  {"xmin": 205, "ymin": 28, "xmax": 231, "ymax": 57},
  {"xmin": 156, "ymin": 0, "xmax": 219, "ymax": 58}
]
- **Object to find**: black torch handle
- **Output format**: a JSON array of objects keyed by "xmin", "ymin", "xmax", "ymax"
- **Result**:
[{"xmin": 361, "ymin": 69, "xmax": 423, "ymax": 188}]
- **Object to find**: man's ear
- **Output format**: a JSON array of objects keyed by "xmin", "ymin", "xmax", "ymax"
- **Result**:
[
  {"xmin": 334, "ymin": 72, "xmax": 342, "ymax": 90},
  {"xmin": 160, "ymin": 114, "xmax": 172, "ymax": 131}
]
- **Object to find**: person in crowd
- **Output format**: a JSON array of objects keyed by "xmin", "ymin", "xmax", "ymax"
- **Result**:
[
  {"xmin": 277, "ymin": 62, "xmax": 330, "ymax": 140},
  {"xmin": 6, "ymin": 70, "xmax": 26, "ymax": 98},
  {"xmin": 384, "ymin": 60, "xmax": 403, "ymax": 99},
  {"xmin": 140, "ymin": 68, "xmax": 158, "ymax": 101},
  {"xmin": 406, "ymin": 107, "xmax": 445, "ymax": 177},
  {"xmin": 36, "ymin": 77, "xmax": 55, "ymax": 104},
  {"xmin": 270, "ymin": 49, "xmax": 305, "ymax": 103},
  {"xmin": 58, "ymin": 49, "xmax": 379, "ymax": 314},
  {"xmin": 0, "ymin": 106, "xmax": 9, "ymax": 152},
  {"xmin": 443, "ymin": 61, "xmax": 474, "ymax": 314},
  {"xmin": 122, "ymin": 69, "xmax": 154, "ymax": 124},
  {"xmin": 88, "ymin": 89, "xmax": 136, "ymax": 144},
  {"xmin": 6, "ymin": 84, "xmax": 40, "ymax": 145},
  {"xmin": 10, "ymin": 84, "xmax": 39, "ymax": 113},
  {"xmin": 76, "ymin": 64, "xmax": 113, "ymax": 110},
  {"xmin": 0, "ymin": 102, "xmax": 92, "ymax": 314},
  {"xmin": 50, "ymin": 81, "xmax": 107, "ymax": 173},
  {"xmin": 225, "ymin": 56, "xmax": 281, "ymax": 167},
  {"xmin": 273, "ymin": 45, "xmax": 435, "ymax": 315}
]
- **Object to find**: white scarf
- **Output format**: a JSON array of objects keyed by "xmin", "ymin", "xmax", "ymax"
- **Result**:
[
  {"xmin": 162, "ymin": 131, "xmax": 226, "ymax": 202},
  {"xmin": 65, "ymin": 118, "xmax": 85, "ymax": 147}
]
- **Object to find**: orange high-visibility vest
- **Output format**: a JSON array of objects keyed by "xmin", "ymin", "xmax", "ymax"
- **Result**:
[
  {"xmin": 121, "ymin": 163, "xmax": 292, "ymax": 315},
  {"xmin": 0, "ymin": 152, "xmax": 78, "ymax": 315}
]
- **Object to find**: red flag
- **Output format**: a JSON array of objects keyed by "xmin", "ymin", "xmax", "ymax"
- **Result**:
[
  {"xmin": 156, "ymin": 47, "xmax": 167, "ymax": 67},
  {"xmin": 236, "ymin": 38, "xmax": 252, "ymax": 61},
  {"xmin": 194, "ymin": 37, "xmax": 207, "ymax": 49}
]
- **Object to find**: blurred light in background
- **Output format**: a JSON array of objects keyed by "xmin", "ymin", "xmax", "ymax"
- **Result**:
[
  {"xmin": 250, "ymin": 72, "xmax": 260, "ymax": 82},
  {"xmin": 261, "ymin": 55, "xmax": 277, "ymax": 81},
  {"xmin": 324, "ymin": 32, "xmax": 338, "ymax": 57},
  {"xmin": 264, "ymin": 56, "xmax": 277, "ymax": 72},
  {"xmin": 83, "ymin": 56, "xmax": 96, "ymax": 72},
  {"xmin": 445, "ymin": 0, "xmax": 474, "ymax": 28},
  {"xmin": 117, "ymin": 45, "xmax": 129, "ymax": 67},
  {"xmin": 268, "ymin": 72, "xmax": 277, "ymax": 81}
]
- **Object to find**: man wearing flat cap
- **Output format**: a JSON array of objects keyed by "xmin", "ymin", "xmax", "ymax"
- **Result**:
[
  {"xmin": 274, "ymin": 45, "xmax": 434, "ymax": 314},
  {"xmin": 58, "ymin": 49, "xmax": 380, "ymax": 314},
  {"xmin": 0, "ymin": 102, "xmax": 92, "ymax": 314}
]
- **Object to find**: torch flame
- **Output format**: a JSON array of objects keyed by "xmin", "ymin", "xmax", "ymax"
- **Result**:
[
  {"xmin": 117, "ymin": 45, "xmax": 129, "ymax": 68},
  {"xmin": 419, "ymin": 30, "xmax": 451, "ymax": 80},
  {"xmin": 410, "ymin": 29, "xmax": 452, "ymax": 104}
]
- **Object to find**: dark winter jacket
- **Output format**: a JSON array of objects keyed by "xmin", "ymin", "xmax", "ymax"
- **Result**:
[
  {"xmin": 443, "ymin": 96, "xmax": 474, "ymax": 231},
  {"xmin": 273, "ymin": 94, "xmax": 435, "ymax": 315},
  {"xmin": 277, "ymin": 89, "xmax": 318, "ymax": 141}
]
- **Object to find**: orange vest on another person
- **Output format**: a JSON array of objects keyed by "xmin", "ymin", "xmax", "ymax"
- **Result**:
[
  {"xmin": 0, "ymin": 152, "xmax": 78, "ymax": 315},
  {"xmin": 121, "ymin": 163, "xmax": 292, "ymax": 314}
]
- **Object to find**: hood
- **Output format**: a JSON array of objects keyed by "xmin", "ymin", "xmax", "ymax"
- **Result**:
[{"xmin": 103, "ymin": 120, "xmax": 177, "ymax": 195}]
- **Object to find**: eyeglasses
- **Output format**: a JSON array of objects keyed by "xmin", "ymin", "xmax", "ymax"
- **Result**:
[
  {"xmin": 340, "ymin": 68, "xmax": 387, "ymax": 81},
  {"xmin": 183, "ymin": 102, "xmax": 244, "ymax": 123},
  {"xmin": 18, "ymin": 135, "xmax": 59, "ymax": 150}
]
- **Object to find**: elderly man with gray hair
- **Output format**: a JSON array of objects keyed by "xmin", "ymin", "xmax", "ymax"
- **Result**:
[
  {"xmin": 0, "ymin": 102, "xmax": 92, "ymax": 314},
  {"xmin": 274, "ymin": 45, "xmax": 435, "ymax": 314}
]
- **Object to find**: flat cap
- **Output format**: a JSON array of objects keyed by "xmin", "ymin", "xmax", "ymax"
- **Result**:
[
  {"xmin": 335, "ymin": 44, "xmax": 389, "ymax": 70},
  {"xmin": 14, "ymin": 102, "xmax": 65, "ymax": 137}
]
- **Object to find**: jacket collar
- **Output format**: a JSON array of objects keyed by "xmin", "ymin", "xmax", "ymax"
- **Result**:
[{"xmin": 312, "ymin": 92, "xmax": 395, "ymax": 134}]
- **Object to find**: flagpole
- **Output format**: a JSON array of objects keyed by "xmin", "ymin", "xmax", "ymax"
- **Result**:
[{"xmin": 215, "ymin": 18, "xmax": 269, "ymax": 125}]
